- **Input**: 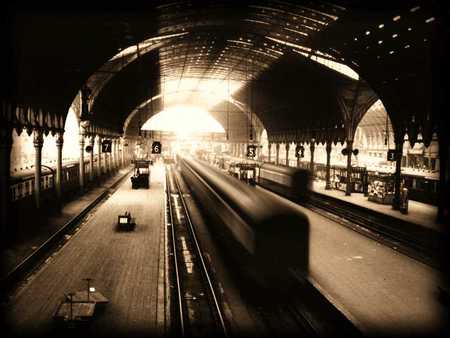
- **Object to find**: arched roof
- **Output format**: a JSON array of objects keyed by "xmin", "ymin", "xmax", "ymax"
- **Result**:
[
  {"xmin": 232, "ymin": 52, "xmax": 378, "ymax": 143},
  {"xmin": 2, "ymin": 1, "xmax": 446, "ymax": 144}
]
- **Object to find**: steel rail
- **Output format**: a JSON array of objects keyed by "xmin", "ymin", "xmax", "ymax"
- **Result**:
[
  {"xmin": 165, "ymin": 168, "xmax": 185, "ymax": 337},
  {"xmin": 171, "ymin": 166, "xmax": 229, "ymax": 338}
]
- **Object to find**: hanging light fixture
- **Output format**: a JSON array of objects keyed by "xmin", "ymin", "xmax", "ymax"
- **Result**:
[{"xmin": 384, "ymin": 113, "xmax": 389, "ymax": 145}]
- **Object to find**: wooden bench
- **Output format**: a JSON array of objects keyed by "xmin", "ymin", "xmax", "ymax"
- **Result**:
[{"xmin": 54, "ymin": 300, "xmax": 96, "ymax": 323}]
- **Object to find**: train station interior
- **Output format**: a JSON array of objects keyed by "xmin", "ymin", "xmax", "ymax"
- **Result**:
[{"xmin": 1, "ymin": 1, "xmax": 449, "ymax": 337}]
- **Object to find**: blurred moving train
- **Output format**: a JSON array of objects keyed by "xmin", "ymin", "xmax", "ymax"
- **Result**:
[{"xmin": 178, "ymin": 155, "xmax": 310, "ymax": 289}]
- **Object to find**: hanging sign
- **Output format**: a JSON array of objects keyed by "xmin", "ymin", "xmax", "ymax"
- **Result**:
[
  {"xmin": 247, "ymin": 145, "xmax": 256, "ymax": 158},
  {"xmin": 387, "ymin": 149, "xmax": 397, "ymax": 161},
  {"xmin": 101, "ymin": 139, "xmax": 112, "ymax": 153},
  {"xmin": 295, "ymin": 145, "xmax": 305, "ymax": 158},
  {"xmin": 152, "ymin": 141, "xmax": 162, "ymax": 154}
]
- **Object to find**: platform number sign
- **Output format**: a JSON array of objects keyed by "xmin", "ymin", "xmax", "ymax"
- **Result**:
[
  {"xmin": 295, "ymin": 145, "xmax": 305, "ymax": 158},
  {"xmin": 247, "ymin": 145, "xmax": 256, "ymax": 158},
  {"xmin": 152, "ymin": 141, "xmax": 162, "ymax": 154},
  {"xmin": 101, "ymin": 139, "xmax": 112, "ymax": 153},
  {"xmin": 387, "ymin": 149, "xmax": 397, "ymax": 161}
]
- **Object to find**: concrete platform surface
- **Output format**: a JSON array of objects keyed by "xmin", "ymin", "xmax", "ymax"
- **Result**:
[
  {"xmin": 312, "ymin": 180, "xmax": 440, "ymax": 231},
  {"xmin": 3, "ymin": 167, "xmax": 132, "ymax": 276},
  {"xmin": 259, "ymin": 186, "xmax": 446, "ymax": 337},
  {"xmin": 7, "ymin": 163, "xmax": 167, "ymax": 338}
]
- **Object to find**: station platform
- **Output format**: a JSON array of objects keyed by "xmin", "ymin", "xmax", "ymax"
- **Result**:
[
  {"xmin": 6, "ymin": 163, "xmax": 167, "ymax": 337},
  {"xmin": 2, "ymin": 167, "xmax": 133, "ymax": 277},
  {"xmin": 311, "ymin": 180, "xmax": 440, "ymax": 232},
  {"xmin": 261, "ymin": 186, "xmax": 446, "ymax": 337}
]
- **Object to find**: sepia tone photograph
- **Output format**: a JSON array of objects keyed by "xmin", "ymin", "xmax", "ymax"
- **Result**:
[{"xmin": 1, "ymin": 1, "xmax": 449, "ymax": 337}]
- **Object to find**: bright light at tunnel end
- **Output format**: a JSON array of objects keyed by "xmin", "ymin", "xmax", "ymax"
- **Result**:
[{"xmin": 141, "ymin": 105, "xmax": 225, "ymax": 138}]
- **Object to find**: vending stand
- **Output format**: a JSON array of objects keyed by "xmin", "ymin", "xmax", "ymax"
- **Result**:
[{"xmin": 367, "ymin": 172, "xmax": 395, "ymax": 204}]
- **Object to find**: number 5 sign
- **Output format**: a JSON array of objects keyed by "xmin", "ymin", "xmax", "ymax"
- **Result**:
[
  {"xmin": 101, "ymin": 139, "xmax": 112, "ymax": 153},
  {"xmin": 247, "ymin": 145, "xmax": 256, "ymax": 158},
  {"xmin": 152, "ymin": 141, "xmax": 162, "ymax": 154}
]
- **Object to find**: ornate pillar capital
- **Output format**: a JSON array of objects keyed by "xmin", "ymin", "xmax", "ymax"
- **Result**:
[
  {"xmin": 56, "ymin": 131, "xmax": 64, "ymax": 146},
  {"xmin": 79, "ymin": 120, "xmax": 90, "ymax": 136},
  {"xmin": 33, "ymin": 129, "xmax": 44, "ymax": 147}
]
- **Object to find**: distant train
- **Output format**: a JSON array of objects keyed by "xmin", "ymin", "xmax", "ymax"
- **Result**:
[
  {"xmin": 178, "ymin": 155, "xmax": 310, "ymax": 289},
  {"xmin": 9, "ymin": 159, "xmax": 92, "ymax": 204},
  {"xmin": 215, "ymin": 154, "xmax": 439, "ymax": 205},
  {"xmin": 8, "ymin": 160, "xmax": 97, "ymax": 239}
]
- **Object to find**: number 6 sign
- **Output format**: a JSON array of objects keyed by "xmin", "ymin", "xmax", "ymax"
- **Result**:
[{"xmin": 152, "ymin": 141, "xmax": 162, "ymax": 154}]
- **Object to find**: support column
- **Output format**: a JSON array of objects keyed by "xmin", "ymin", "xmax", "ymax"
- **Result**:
[
  {"xmin": 296, "ymin": 143, "xmax": 300, "ymax": 167},
  {"xmin": 268, "ymin": 143, "xmax": 272, "ymax": 163},
  {"xmin": 285, "ymin": 143, "xmax": 290, "ymax": 166},
  {"xmin": 79, "ymin": 121, "xmax": 88, "ymax": 193},
  {"xmin": 97, "ymin": 135, "xmax": 102, "ymax": 178},
  {"xmin": 392, "ymin": 135, "xmax": 404, "ymax": 210},
  {"xmin": 325, "ymin": 141, "xmax": 332, "ymax": 190},
  {"xmin": 114, "ymin": 138, "xmax": 120, "ymax": 171},
  {"xmin": 33, "ymin": 129, "xmax": 44, "ymax": 209},
  {"xmin": 105, "ymin": 145, "xmax": 110, "ymax": 175},
  {"xmin": 107, "ymin": 140, "xmax": 112, "ymax": 174},
  {"xmin": 256, "ymin": 144, "xmax": 261, "ymax": 161},
  {"xmin": 345, "ymin": 139, "xmax": 353, "ymax": 196},
  {"xmin": 118, "ymin": 139, "xmax": 121, "ymax": 168},
  {"xmin": 310, "ymin": 140, "xmax": 315, "ymax": 174},
  {"xmin": 121, "ymin": 138, "xmax": 125, "ymax": 168},
  {"xmin": 275, "ymin": 143, "xmax": 280, "ymax": 165},
  {"xmin": 89, "ymin": 136, "xmax": 94, "ymax": 182},
  {"xmin": 110, "ymin": 139, "xmax": 115, "ymax": 172},
  {"xmin": 0, "ymin": 127, "xmax": 13, "ymax": 242},
  {"xmin": 55, "ymin": 131, "xmax": 64, "ymax": 209}
]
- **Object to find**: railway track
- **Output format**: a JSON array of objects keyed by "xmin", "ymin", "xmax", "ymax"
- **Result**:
[
  {"xmin": 166, "ymin": 165, "xmax": 228, "ymax": 338},
  {"xmin": 172, "ymin": 162, "xmax": 361, "ymax": 337}
]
